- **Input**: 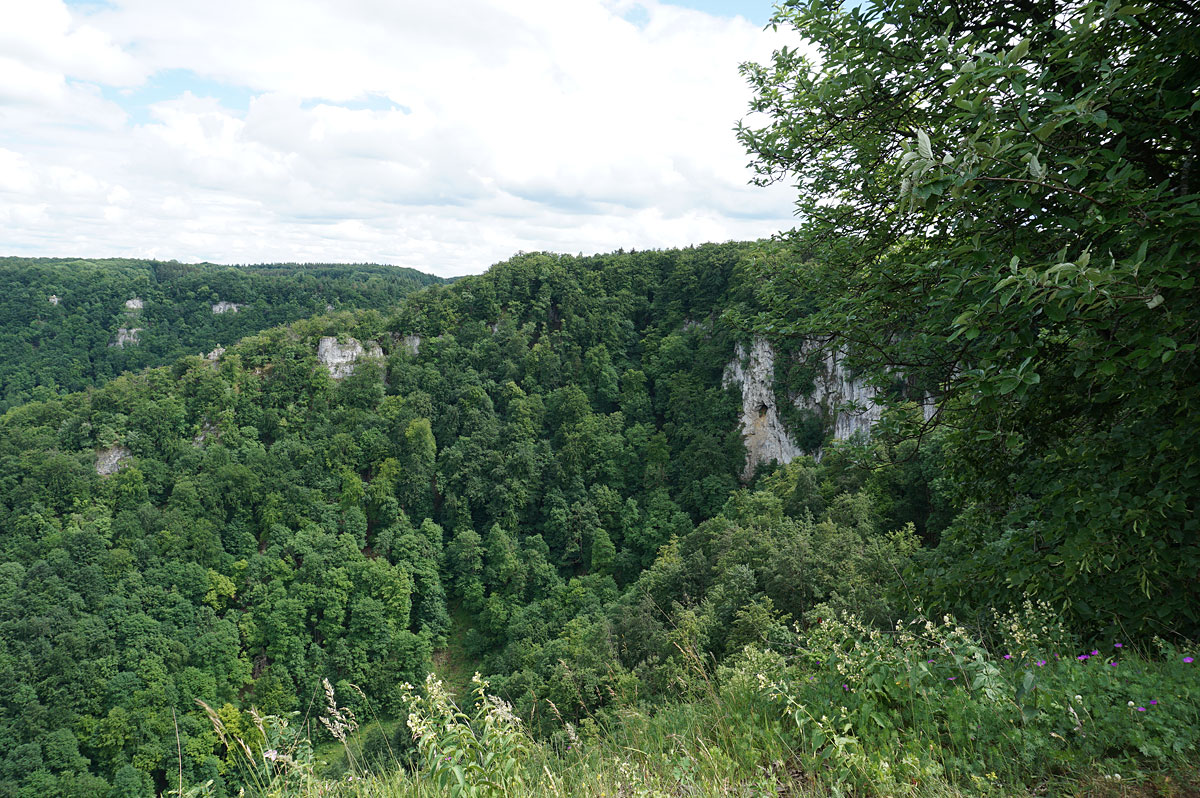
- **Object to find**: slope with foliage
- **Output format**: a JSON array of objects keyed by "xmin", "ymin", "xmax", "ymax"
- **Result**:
[
  {"xmin": 0, "ymin": 243, "xmax": 823, "ymax": 795},
  {"xmin": 735, "ymin": 0, "xmax": 1200, "ymax": 637},
  {"xmin": 0, "ymin": 257, "xmax": 442, "ymax": 412}
]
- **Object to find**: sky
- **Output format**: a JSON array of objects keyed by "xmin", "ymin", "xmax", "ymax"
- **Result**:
[{"xmin": 0, "ymin": 0, "xmax": 799, "ymax": 277}]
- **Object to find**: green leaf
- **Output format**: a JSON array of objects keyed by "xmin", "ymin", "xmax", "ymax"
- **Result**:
[{"xmin": 917, "ymin": 129, "xmax": 932, "ymax": 160}]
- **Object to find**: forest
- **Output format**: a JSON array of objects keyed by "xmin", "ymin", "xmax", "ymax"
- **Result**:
[
  {"xmin": 0, "ymin": 257, "xmax": 442, "ymax": 413},
  {"xmin": 1, "ymin": 0, "xmax": 1197, "ymax": 795}
]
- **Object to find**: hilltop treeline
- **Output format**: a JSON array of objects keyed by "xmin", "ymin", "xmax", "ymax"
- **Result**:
[{"xmin": 0, "ymin": 257, "xmax": 442, "ymax": 412}]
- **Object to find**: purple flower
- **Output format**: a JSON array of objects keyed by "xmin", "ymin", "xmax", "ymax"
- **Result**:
[
  {"xmin": 1078, "ymin": 654, "xmax": 1090, "ymax": 661},
  {"xmin": 1091, "ymin": 649, "xmax": 1100, "ymax": 656},
  {"xmin": 948, "ymin": 676, "xmax": 957, "ymax": 681},
  {"xmin": 1109, "ymin": 662, "xmax": 1118, "ymax": 667},
  {"xmin": 1149, "ymin": 700, "xmax": 1158, "ymax": 705},
  {"xmin": 1003, "ymin": 654, "xmax": 1013, "ymax": 660},
  {"xmin": 1185, "ymin": 657, "xmax": 1194, "ymax": 664},
  {"xmin": 1137, "ymin": 707, "xmax": 1146, "ymax": 712},
  {"xmin": 1036, "ymin": 660, "xmax": 1046, "ymax": 667},
  {"xmin": 927, "ymin": 659, "xmax": 934, "ymax": 664},
  {"xmin": 1114, "ymin": 643, "xmax": 1123, "ymax": 648},
  {"xmin": 842, "ymin": 684, "xmax": 849, "ymax": 691}
]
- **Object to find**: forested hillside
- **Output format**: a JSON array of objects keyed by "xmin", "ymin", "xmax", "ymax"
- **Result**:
[
  {"xmin": 2, "ymin": 0, "xmax": 1198, "ymax": 794},
  {"xmin": 0, "ymin": 243, "xmax": 789, "ymax": 794},
  {"xmin": 2, "ymin": 234, "xmax": 1197, "ymax": 795},
  {"xmin": 0, "ymin": 258, "xmax": 442, "ymax": 412}
]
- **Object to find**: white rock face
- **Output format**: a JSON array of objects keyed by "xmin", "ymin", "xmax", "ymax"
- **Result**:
[
  {"xmin": 212, "ymin": 301, "xmax": 244, "ymax": 314},
  {"xmin": 48, "ymin": 294, "xmax": 60, "ymax": 305},
  {"xmin": 796, "ymin": 340, "xmax": 883, "ymax": 443},
  {"xmin": 112, "ymin": 327, "xmax": 142, "ymax": 347},
  {"xmin": 205, "ymin": 346, "xmax": 225, "ymax": 361},
  {"xmin": 401, "ymin": 334, "xmax": 421, "ymax": 356},
  {"xmin": 723, "ymin": 339, "xmax": 805, "ymax": 481},
  {"xmin": 125, "ymin": 298, "xmax": 143, "ymax": 311},
  {"xmin": 96, "ymin": 445, "xmax": 131, "ymax": 475},
  {"xmin": 317, "ymin": 336, "xmax": 384, "ymax": 379},
  {"xmin": 723, "ymin": 336, "xmax": 885, "ymax": 479}
]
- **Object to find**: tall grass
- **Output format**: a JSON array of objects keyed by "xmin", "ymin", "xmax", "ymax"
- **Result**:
[{"xmin": 198, "ymin": 609, "xmax": 1200, "ymax": 798}]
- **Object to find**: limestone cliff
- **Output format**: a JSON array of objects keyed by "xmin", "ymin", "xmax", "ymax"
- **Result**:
[
  {"xmin": 95, "ymin": 445, "xmax": 131, "ymax": 475},
  {"xmin": 723, "ymin": 337, "xmax": 885, "ymax": 479},
  {"xmin": 112, "ymin": 327, "xmax": 142, "ymax": 348},
  {"xmin": 317, "ymin": 336, "xmax": 384, "ymax": 379},
  {"xmin": 722, "ymin": 339, "xmax": 804, "ymax": 481},
  {"xmin": 211, "ymin": 301, "xmax": 244, "ymax": 314}
]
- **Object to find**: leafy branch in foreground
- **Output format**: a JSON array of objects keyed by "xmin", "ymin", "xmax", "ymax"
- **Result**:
[{"xmin": 736, "ymin": 0, "xmax": 1200, "ymax": 636}]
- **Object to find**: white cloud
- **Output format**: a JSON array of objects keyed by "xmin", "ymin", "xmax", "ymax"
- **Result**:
[{"xmin": 0, "ymin": 0, "xmax": 801, "ymax": 276}]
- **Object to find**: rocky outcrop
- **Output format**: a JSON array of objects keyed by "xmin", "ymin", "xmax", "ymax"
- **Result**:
[
  {"xmin": 212, "ymin": 301, "xmax": 244, "ymax": 314},
  {"xmin": 125, "ymin": 298, "xmax": 143, "ymax": 311},
  {"xmin": 95, "ymin": 445, "xmax": 131, "ymax": 475},
  {"xmin": 48, "ymin": 294, "xmax": 59, "ymax": 305},
  {"xmin": 396, "ymin": 334, "xmax": 421, "ymax": 356},
  {"xmin": 797, "ymin": 341, "xmax": 883, "ymax": 442},
  {"xmin": 112, "ymin": 327, "xmax": 142, "ymax": 348},
  {"xmin": 205, "ymin": 346, "xmax": 225, "ymax": 361},
  {"xmin": 317, "ymin": 336, "xmax": 383, "ymax": 379},
  {"xmin": 723, "ymin": 337, "xmax": 886, "ymax": 479},
  {"xmin": 723, "ymin": 339, "xmax": 804, "ymax": 481}
]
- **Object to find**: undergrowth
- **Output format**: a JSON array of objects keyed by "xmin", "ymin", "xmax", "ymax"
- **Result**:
[{"xmin": 196, "ymin": 605, "xmax": 1200, "ymax": 797}]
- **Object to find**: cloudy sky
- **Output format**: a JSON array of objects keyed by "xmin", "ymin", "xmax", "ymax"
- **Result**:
[{"xmin": 0, "ymin": 0, "xmax": 798, "ymax": 277}]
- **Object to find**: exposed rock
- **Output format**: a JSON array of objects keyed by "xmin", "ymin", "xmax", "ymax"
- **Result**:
[
  {"xmin": 399, "ymin": 334, "xmax": 421, "ymax": 356},
  {"xmin": 795, "ymin": 340, "xmax": 883, "ymax": 443},
  {"xmin": 723, "ymin": 338, "xmax": 804, "ymax": 481},
  {"xmin": 205, "ymin": 346, "xmax": 225, "ymax": 361},
  {"xmin": 212, "ymin": 301, "xmax": 244, "ymax": 314},
  {"xmin": 317, "ymin": 336, "xmax": 384, "ymax": 379},
  {"xmin": 112, "ymin": 327, "xmax": 142, "ymax": 348},
  {"xmin": 488, "ymin": 321, "xmax": 500, "ymax": 334},
  {"xmin": 723, "ymin": 336, "xmax": 887, "ymax": 479},
  {"xmin": 48, "ymin": 294, "xmax": 59, "ymax": 305},
  {"xmin": 125, "ymin": 297, "xmax": 143, "ymax": 311},
  {"xmin": 95, "ymin": 445, "xmax": 131, "ymax": 475},
  {"xmin": 192, "ymin": 420, "xmax": 218, "ymax": 448}
]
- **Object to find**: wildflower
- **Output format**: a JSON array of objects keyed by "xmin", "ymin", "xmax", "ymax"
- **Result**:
[
  {"xmin": 1114, "ymin": 643, "xmax": 1123, "ymax": 648},
  {"xmin": 1185, "ymin": 657, "xmax": 1194, "ymax": 664},
  {"xmin": 1074, "ymin": 695, "xmax": 1083, "ymax": 702},
  {"xmin": 1003, "ymin": 654, "xmax": 1013, "ymax": 660},
  {"xmin": 1077, "ymin": 654, "xmax": 1090, "ymax": 661},
  {"xmin": 1149, "ymin": 700, "xmax": 1158, "ymax": 705},
  {"xmin": 1091, "ymin": 649, "xmax": 1100, "ymax": 656},
  {"xmin": 1109, "ymin": 662, "xmax": 1118, "ymax": 667},
  {"xmin": 1036, "ymin": 660, "xmax": 1046, "ymax": 667},
  {"xmin": 1128, "ymin": 701, "xmax": 1135, "ymax": 707},
  {"xmin": 948, "ymin": 676, "xmax": 956, "ymax": 681},
  {"xmin": 1137, "ymin": 707, "xmax": 1146, "ymax": 712}
]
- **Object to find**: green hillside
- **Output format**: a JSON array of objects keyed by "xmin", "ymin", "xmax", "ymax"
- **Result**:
[
  {"xmin": 1, "ymin": 0, "xmax": 1198, "ymax": 794},
  {"xmin": 0, "ymin": 242, "xmax": 1196, "ymax": 797},
  {"xmin": 0, "ymin": 257, "xmax": 443, "ymax": 412}
]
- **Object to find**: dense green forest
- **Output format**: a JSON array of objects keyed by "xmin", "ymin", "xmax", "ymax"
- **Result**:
[
  {"xmin": 0, "ymin": 258, "xmax": 442, "ymax": 412},
  {"xmin": 0, "ymin": 243, "xmax": 776, "ymax": 794},
  {"xmin": 1, "ymin": 0, "xmax": 1198, "ymax": 795}
]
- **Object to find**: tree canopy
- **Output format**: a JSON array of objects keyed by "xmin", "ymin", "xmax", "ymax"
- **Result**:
[{"xmin": 736, "ymin": 0, "xmax": 1200, "ymax": 636}]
